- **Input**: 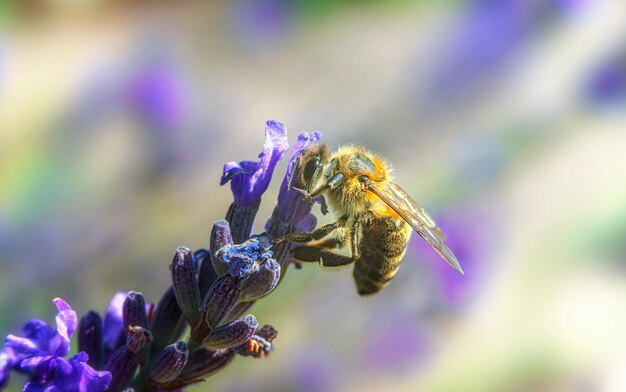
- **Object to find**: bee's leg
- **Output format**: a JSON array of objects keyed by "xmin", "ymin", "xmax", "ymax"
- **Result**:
[
  {"xmin": 303, "ymin": 173, "xmax": 344, "ymax": 201},
  {"xmin": 273, "ymin": 222, "xmax": 340, "ymax": 244},
  {"xmin": 309, "ymin": 236, "xmax": 342, "ymax": 249},
  {"xmin": 292, "ymin": 246, "xmax": 356, "ymax": 268},
  {"xmin": 350, "ymin": 221, "xmax": 361, "ymax": 259},
  {"xmin": 292, "ymin": 222, "xmax": 361, "ymax": 268}
]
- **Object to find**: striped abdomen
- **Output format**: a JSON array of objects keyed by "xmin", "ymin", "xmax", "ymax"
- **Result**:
[{"xmin": 353, "ymin": 215, "xmax": 412, "ymax": 295}]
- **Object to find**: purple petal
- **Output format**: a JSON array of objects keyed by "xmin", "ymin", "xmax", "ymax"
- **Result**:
[
  {"xmin": 295, "ymin": 213, "xmax": 317, "ymax": 233},
  {"xmin": 66, "ymin": 353, "xmax": 112, "ymax": 392},
  {"xmin": 220, "ymin": 120, "xmax": 289, "ymax": 206},
  {"xmin": 103, "ymin": 292, "xmax": 127, "ymax": 351},
  {"xmin": 275, "ymin": 132, "xmax": 323, "ymax": 223},
  {"xmin": 22, "ymin": 320, "xmax": 57, "ymax": 352},
  {"xmin": 53, "ymin": 298, "xmax": 77, "ymax": 356},
  {"xmin": 0, "ymin": 348, "xmax": 16, "ymax": 388},
  {"xmin": 25, "ymin": 355, "xmax": 57, "ymax": 383},
  {"xmin": 76, "ymin": 361, "xmax": 112, "ymax": 392},
  {"xmin": 23, "ymin": 381, "xmax": 46, "ymax": 392},
  {"xmin": 71, "ymin": 352, "xmax": 89, "ymax": 364},
  {"xmin": 20, "ymin": 355, "xmax": 53, "ymax": 369},
  {"xmin": 5, "ymin": 334, "xmax": 42, "ymax": 356},
  {"xmin": 284, "ymin": 131, "xmax": 323, "ymax": 191},
  {"xmin": 47, "ymin": 356, "xmax": 80, "ymax": 391}
]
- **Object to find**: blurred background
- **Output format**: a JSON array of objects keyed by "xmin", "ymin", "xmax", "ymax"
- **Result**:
[{"xmin": 1, "ymin": 0, "xmax": 626, "ymax": 391}]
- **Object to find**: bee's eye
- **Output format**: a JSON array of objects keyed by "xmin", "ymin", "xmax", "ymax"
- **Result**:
[{"xmin": 303, "ymin": 156, "xmax": 321, "ymax": 182}]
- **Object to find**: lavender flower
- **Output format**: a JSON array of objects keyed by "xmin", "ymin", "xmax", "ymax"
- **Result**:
[
  {"xmin": 0, "ymin": 348, "xmax": 15, "ymax": 388},
  {"xmin": 103, "ymin": 292, "xmax": 127, "ymax": 353},
  {"xmin": 221, "ymin": 120, "xmax": 289, "ymax": 244},
  {"xmin": 221, "ymin": 120, "xmax": 288, "ymax": 207},
  {"xmin": 266, "ymin": 131, "xmax": 325, "ymax": 272},
  {"xmin": 1, "ymin": 120, "xmax": 330, "ymax": 391},
  {"xmin": 276, "ymin": 131, "xmax": 323, "ymax": 223},
  {"xmin": 1, "ymin": 298, "xmax": 112, "ymax": 391}
]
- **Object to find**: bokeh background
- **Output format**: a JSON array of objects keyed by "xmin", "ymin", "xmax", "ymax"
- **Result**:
[{"xmin": 1, "ymin": 0, "xmax": 626, "ymax": 391}]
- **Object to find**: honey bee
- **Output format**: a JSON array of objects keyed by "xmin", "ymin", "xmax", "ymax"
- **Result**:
[{"xmin": 277, "ymin": 143, "xmax": 463, "ymax": 295}]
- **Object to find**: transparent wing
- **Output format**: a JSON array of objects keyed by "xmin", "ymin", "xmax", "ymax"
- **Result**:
[{"xmin": 367, "ymin": 181, "xmax": 464, "ymax": 274}]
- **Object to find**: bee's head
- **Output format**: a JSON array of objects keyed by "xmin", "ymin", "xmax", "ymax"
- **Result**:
[{"xmin": 293, "ymin": 143, "xmax": 330, "ymax": 193}]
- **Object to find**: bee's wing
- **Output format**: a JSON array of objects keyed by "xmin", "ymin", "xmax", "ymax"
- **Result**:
[{"xmin": 367, "ymin": 181, "xmax": 464, "ymax": 275}]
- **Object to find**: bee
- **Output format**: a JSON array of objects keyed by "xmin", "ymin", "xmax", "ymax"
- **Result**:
[{"xmin": 277, "ymin": 143, "xmax": 463, "ymax": 295}]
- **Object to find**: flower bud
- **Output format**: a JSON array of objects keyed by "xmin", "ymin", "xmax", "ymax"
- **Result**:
[
  {"xmin": 150, "ymin": 287, "xmax": 186, "ymax": 355},
  {"xmin": 126, "ymin": 326, "xmax": 153, "ymax": 354},
  {"xmin": 123, "ymin": 292, "xmax": 147, "ymax": 329},
  {"xmin": 165, "ymin": 349, "xmax": 236, "ymax": 389},
  {"xmin": 78, "ymin": 311, "xmax": 104, "ymax": 369},
  {"xmin": 204, "ymin": 315, "xmax": 257, "ymax": 349},
  {"xmin": 171, "ymin": 247, "xmax": 201, "ymax": 322},
  {"xmin": 239, "ymin": 259, "xmax": 280, "ymax": 302},
  {"xmin": 203, "ymin": 274, "xmax": 241, "ymax": 328},
  {"xmin": 210, "ymin": 220, "xmax": 233, "ymax": 276},
  {"xmin": 150, "ymin": 341, "xmax": 189, "ymax": 384},
  {"xmin": 104, "ymin": 347, "xmax": 139, "ymax": 392},
  {"xmin": 225, "ymin": 200, "xmax": 261, "ymax": 244}
]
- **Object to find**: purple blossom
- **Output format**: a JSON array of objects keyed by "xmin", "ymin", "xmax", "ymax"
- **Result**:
[
  {"xmin": 0, "ymin": 348, "xmax": 16, "ymax": 388},
  {"xmin": 2, "ymin": 298, "xmax": 111, "ymax": 391},
  {"xmin": 264, "ymin": 131, "xmax": 325, "ymax": 271},
  {"xmin": 276, "ymin": 131, "xmax": 323, "ymax": 223},
  {"xmin": 102, "ymin": 292, "xmax": 127, "ymax": 352},
  {"xmin": 221, "ymin": 120, "xmax": 289, "ymax": 206}
]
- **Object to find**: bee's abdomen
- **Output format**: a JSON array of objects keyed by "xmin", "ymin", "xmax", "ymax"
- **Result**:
[{"xmin": 353, "ymin": 216, "xmax": 411, "ymax": 296}]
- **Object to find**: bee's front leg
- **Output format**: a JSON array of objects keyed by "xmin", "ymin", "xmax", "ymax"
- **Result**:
[{"xmin": 272, "ymin": 222, "xmax": 340, "ymax": 244}]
